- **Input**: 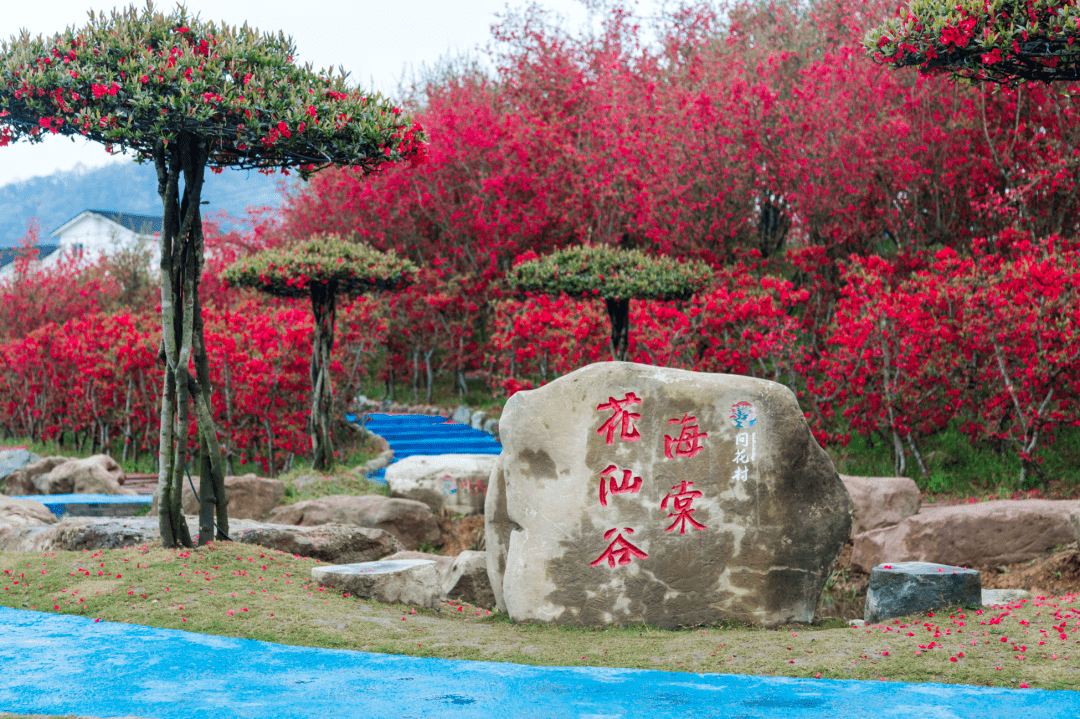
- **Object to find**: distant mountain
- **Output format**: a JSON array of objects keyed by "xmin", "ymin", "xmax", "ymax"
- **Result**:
[{"xmin": 0, "ymin": 162, "xmax": 298, "ymax": 246}]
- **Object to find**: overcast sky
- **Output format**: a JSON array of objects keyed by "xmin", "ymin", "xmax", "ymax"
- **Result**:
[{"xmin": 0, "ymin": 0, "xmax": 662, "ymax": 187}]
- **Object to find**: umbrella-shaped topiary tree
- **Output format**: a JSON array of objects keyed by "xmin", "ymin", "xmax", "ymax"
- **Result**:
[
  {"xmin": 223, "ymin": 235, "xmax": 418, "ymax": 471},
  {"xmin": 865, "ymin": 0, "xmax": 1080, "ymax": 85},
  {"xmin": 0, "ymin": 3, "xmax": 425, "ymax": 547},
  {"xmin": 510, "ymin": 245, "xmax": 713, "ymax": 362}
]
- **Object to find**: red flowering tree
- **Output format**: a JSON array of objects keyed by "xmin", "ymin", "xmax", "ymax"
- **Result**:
[
  {"xmin": 866, "ymin": 0, "xmax": 1080, "ymax": 85},
  {"xmin": 223, "ymin": 235, "xmax": 417, "ymax": 471},
  {"xmin": 0, "ymin": 3, "xmax": 425, "ymax": 547}
]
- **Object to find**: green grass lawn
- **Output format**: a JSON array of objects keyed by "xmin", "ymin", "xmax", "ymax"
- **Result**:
[{"xmin": 2, "ymin": 544, "xmax": 1078, "ymax": 690}]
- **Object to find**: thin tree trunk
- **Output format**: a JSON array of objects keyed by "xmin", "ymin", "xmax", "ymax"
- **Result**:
[
  {"xmin": 310, "ymin": 282, "xmax": 337, "ymax": 471},
  {"xmin": 604, "ymin": 298, "xmax": 631, "ymax": 362},
  {"xmin": 154, "ymin": 131, "xmax": 224, "ymax": 548}
]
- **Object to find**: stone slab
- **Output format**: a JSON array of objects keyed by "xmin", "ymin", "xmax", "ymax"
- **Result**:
[
  {"xmin": 311, "ymin": 559, "xmax": 442, "ymax": 608},
  {"xmin": 864, "ymin": 561, "xmax": 981, "ymax": 624},
  {"xmin": 982, "ymin": 588, "xmax": 1033, "ymax": 606}
]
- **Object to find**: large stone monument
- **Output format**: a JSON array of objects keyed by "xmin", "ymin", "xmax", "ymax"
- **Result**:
[{"xmin": 485, "ymin": 362, "xmax": 852, "ymax": 629}]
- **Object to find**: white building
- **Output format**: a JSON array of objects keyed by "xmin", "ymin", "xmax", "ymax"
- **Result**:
[{"xmin": 0, "ymin": 209, "xmax": 160, "ymax": 280}]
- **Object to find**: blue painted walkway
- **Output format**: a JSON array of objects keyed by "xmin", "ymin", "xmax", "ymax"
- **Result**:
[
  {"xmin": 1, "ymin": 608, "xmax": 1076, "ymax": 718},
  {"xmin": 9, "ymin": 493, "xmax": 151, "ymax": 517},
  {"xmin": 357, "ymin": 413, "xmax": 502, "ymax": 482}
]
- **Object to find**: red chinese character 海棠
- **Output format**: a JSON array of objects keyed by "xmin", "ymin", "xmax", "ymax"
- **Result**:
[
  {"xmin": 664, "ymin": 413, "xmax": 708, "ymax": 459},
  {"xmin": 660, "ymin": 480, "xmax": 706, "ymax": 534},
  {"xmin": 591, "ymin": 527, "xmax": 649, "ymax": 568},
  {"xmin": 598, "ymin": 464, "xmax": 643, "ymax": 506},
  {"xmin": 596, "ymin": 392, "xmax": 643, "ymax": 445}
]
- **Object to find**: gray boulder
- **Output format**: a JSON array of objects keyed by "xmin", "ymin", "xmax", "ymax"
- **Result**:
[
  {"xmin": 35, "ymin": 455, "xmax": 132, "ymax": 495},
  {"xmin": 982, "ymin": 588, "xmax": 1033, "ymax": 606},
  {"xmin": 151, "ymin": 473, "xmax": 284, "ymax": 520},
  {"xmin": 443, "ymin": 550, "xmax": 495, "ymax": 609},
  {"xmin": 266, "ymin": 495, "xmax": 441, "ymax": 551},
  {"xmin": 864, "ymin": 561, "xmax": 981, "ymax": 624},
  {"xmin": 483, "ymin": 418, "xmax": 499, "ymax": 437},
  {"xmin": 839, "ymin": 475, "xmax": 920, "ymax": 535},
  {"xmin": 385, "ymin": 454, "xmax": 495, "ymax": 516},
  {"xmin": 851, "ymin": 499, "xmax": 1080, "ymax": 573},
  {"xmin": 486, "ymin": 361, "xmax": 852, "ymax": 629},
  {"xmin": 470, "ymin": 411, "xmax": 487, "ymax": 431},
  {"xmin": 2, "ymin": 456, "xmax": 69, "ymax": 495},
  {"xmin": 311, "ymin": 559, "xmax": 443, "ymax": 608},
  {"xmin": 452, "ymin": 406, "xmax": 473, "ymax": 425},
  {"xmin": 0, "ymin": 448, "xmax": 42, "ymax": 488},
  {"xmin": 0, "ymin": 494, "xmax": 57, "ymax": 528},
  {"xmin": 233, "ymin": 524, "xmax": 404, "ymax": 564}
]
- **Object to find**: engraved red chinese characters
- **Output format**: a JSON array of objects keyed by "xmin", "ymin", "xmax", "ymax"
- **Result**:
[
  {"xmin": 663, "ymin": 413, "xmax": 708, "ymax": 459},
  {"xmin": 661, "ymin": 480, "xmax": 706, "ymax": 534},
  {"xmin": 591, "ymin": 527, "xmax": 649, "ymax": 568},
  {"xmin": 598, "ymin": 464, "xmax": 642, "ymax": 506},
  {"xmin": 596, "ymin": 392, "xmax": 643, "ymax": 444}
]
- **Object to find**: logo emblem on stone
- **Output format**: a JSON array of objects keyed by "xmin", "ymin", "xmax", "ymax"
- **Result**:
[{"xmin": 729, "ymin": 401, "xmax": 757, "ymax": 428}]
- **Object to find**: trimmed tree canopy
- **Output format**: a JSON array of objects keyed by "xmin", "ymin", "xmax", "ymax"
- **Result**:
[
  {"xmin": 222, "ymin": 235, "xmax": 418, "ymax": 298},
  {"xmin": 0, "ymin": 2, "xmax": 426, "ymax": 171},
  {"xmin": 510, "ymin": 244, "xmax": 712, "ymax": 302},
  {"xmin": 865, "ymin": 0, "xmax": 1080, "ymax": 85}
]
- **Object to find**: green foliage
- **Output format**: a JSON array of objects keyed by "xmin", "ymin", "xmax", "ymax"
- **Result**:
[
  {"xmin": 509, "ymin": 245, "xmax": 712, "ymax": 302},
  {"xmin": 0, "ymin": 2, "xmax": 425, "ymax": 173},
  {"xmin": 222, "ymin": 234, "xmax": 419, "ymax": 299},
  {"xmin": 866, "ymin": 0, "xmax": 1080, "ymax": 85}
]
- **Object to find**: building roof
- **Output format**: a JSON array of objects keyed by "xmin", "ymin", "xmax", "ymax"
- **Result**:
[
  {"xmin": 0, "ymin": 245, "xmax": 61, "ymax": 271},
  {"xmin": 51, "ymin": 210, "xmax": 162, "ymax": 237}
]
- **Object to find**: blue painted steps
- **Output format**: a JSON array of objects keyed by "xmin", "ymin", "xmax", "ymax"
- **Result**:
[
  {"xmin": 10, "ymin": 493, "xmax": 152, "ymax": 518},
  {"xmin": 354, "ymin": 413, "xmax": 502, "ymax": 482}
]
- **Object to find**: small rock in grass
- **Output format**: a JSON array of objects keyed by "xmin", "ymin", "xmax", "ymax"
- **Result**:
[
  {"xmin": 981, "ymin": 588, "xmax": 1033, "ymax": 606},
  {"xmin": 443, "ymin": 550, "xmax": 495, "ymax": 609},
  {"xmin": 312, "ymin": 559, "xmax": 442, "ymax": 608},
  {"xmin": 864, "ymin": 561, "xmax": 981, "ymax": 624}
]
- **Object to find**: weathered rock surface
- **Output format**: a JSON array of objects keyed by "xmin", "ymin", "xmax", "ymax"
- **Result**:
[
  {"xmin": 266, "ymin": 495, "xmax": 441, "ymax": 550},
  {"xmin": 485, "ymin": 361, "xmax": 852, "ymax": 629},
  {"xmin": 982, "ymin": 588, "xmax": 1033, "ymax": 606},
  {"xmin": 1, "ymin": 456, "xmax": 69, "ymax": 495},
  {"xmin": 233, "ymin": 524, "xmax": 404, "ymax": 564},
  {"xmin": 0, "ymin": 515, "xmax": 397, "ymax": 564},
  {"xmin": 851, "ymin": 499, "xmax": 1080, "ymax": 573},
  {"xmin": 385, "ymin": 454, "xmax": 496, "ymax": 515},
  {"xmin": 444, "ymin": 550, "xmax": 495, "ymax": 609},
  {"xmin": 864, "ymin": 562, "xmax": 981, "ymax": 624},
  {"xmin": 0, "ymin": 449, "xmax": 42, "ymax": 487},
  {"xmin": 311, "ymin": 559, "xmax": 443, "ymax": 608},
  {"xmin": 35, "ymin": 455, "xmax": 132, "ymax": 495},
  {"xmin": 1072, "ymin": 511, "xmax": 1079, "ymax": 546},
  {"xmin": 0, "ymin": 494, "xmax": 57, "ymax": 527},
  {"xmin": 452, "ymin": 406, "xmax": 473, "ymax": 425},
  {"xmin": 151, "ymin": 474, "xmax": 284, "ymax": 520},
  {"xmin": 381, "ymin": 550, "xmax": 454, "ymax": 581},
  {"xmin": 839, "ymin": 475, "xmax": 920, "ymax": 535}
]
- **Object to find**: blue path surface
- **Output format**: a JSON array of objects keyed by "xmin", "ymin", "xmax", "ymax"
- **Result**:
[
  {"xmin": 10, "ymin": 493, "xmax": 151, "ymax": 517},
  {"xmin": 1, "ymin": 607, "xmax": 1077, "ymax": 719},
  {"xmin": 359, "ymin": 413, "xmax": 502, "ymax": 482}
]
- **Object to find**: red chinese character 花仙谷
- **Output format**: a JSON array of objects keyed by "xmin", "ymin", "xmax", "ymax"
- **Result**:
[
  {"xmin": 661, "ymin": 480, "xmax": 706, "ymax": 534},
  {"xmin": 590, "ymin": 527, "xmax": 649, "ymax": 568},
  {"xmin": 598, "ymin": 464, "xmax": 642, "ymax": 506},
  {"xmin": 664, "ymin": 413, "xmax": 708, "ymax": 459},
  {"xmin": 596, "ymin": 392, "xmax": 643, "ymax": 445}
]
